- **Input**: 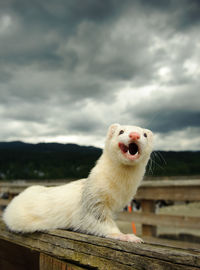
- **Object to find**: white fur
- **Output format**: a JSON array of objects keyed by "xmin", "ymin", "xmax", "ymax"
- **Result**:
[{"xmin": 3, "ymin": 124, "xmax": 153, "ymax": 243}]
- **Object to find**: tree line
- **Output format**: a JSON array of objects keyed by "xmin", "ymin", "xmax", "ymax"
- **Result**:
[{"xmin": 0, "ymin": 141, "xmax": 199, "ymax": 180}]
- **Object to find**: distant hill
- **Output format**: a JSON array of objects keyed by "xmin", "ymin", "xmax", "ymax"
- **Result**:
[
  {"xmin": 0, "ymin": 141, "xmax": 102, "ymax": 180},
  {"xmin": 0, "ymin": 141, "xmax": 199, "ymax": 180},
  {"xmin": 0, "ymin": 141, "xmax": 99, "ymax": 153},
  {"xmin": 147, "ymin": 151, "xmax": 200, "ymax": 177}
]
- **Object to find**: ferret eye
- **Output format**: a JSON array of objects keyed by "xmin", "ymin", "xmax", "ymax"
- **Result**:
[
  {"xmin": 119, "ymin": 130, "xmax": 124, "ymax": 135},
  {"xmin": 144, "ymin": 133, "xmax": 147, "ymax": 138}
]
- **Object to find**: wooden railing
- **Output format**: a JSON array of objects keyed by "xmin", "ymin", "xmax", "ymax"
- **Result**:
[
  {"xmin": 1, "ymin": 179, "xmax": 200, "ymax": 239},
  {"xmin": 0, "ymin": 218, "xmax": 200, "ymax": 270},
  {"xmin": 0, "ymin": 181, "xmax": 66, "ymax": 215},
  {"xmin": 119, "ymin": 179, "xmax": 200, "ymax": 237}
]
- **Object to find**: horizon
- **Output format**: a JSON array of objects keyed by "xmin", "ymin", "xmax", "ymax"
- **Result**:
[{"xmin": 0, "ymin": 140, "xmax": 200, "ymax": 152}]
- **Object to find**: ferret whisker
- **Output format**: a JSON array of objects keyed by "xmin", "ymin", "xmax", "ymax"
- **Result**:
[
  {"xmin": 146, "ymin": 156, "xmax": 154, "ymax": 175},
  {"xmin": 151, "ymin": 156, "xmax": 165, "ymax": 171},
  {"xmin": 154, "ymin": 151, "xmax": 167, "ymax": 165}
]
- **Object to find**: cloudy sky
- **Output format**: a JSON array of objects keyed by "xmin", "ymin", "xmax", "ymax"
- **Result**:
[{"xmin": 0, "ymin": 0, "xmax": 200, "ymax": 150}]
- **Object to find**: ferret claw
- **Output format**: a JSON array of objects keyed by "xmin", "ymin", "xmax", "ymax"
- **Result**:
[{"xmin": 107, "ymin": 233, "xmax": 144, "ymax": 243}]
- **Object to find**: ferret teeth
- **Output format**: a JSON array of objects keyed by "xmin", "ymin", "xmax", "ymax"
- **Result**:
[{"xmin": 128, "ymin": 150, "xmax": 138, "ymax": 156}]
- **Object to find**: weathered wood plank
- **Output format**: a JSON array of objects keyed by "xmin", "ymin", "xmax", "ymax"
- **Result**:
[
  {"xmin": 47, "ymin": 229, "xmax": 200, "ymax": 268},
  {"xmin": 40, "ymin": 253, "xmax": 86, "ymax": 270},
  {"xmin": 135, "ymin": 185, "xmax": 200, "ymax": 201},
  {"xmin": 141, "ymin": 200, "xmax": 157, "ymax": 237},
  {"xmin": 0, "ymin": 237, "xmax": 39, "ymax": 270},
  {"xmin": 0, "ymin": 182, "xmax": 68, "ymax": 194},
  {"xmin": 1, "ymin": 179, "xmax": 199, "ymax": 188},
  {"xmin": 0, "ymin": 223, "xmax": 134, "ymax": 270},
  {"xmin": 118, "ymin": 212, "xmax": 200, "ymax": 230},
  {"xmin": 0, "ymin": 219, "xmax": 199, "ymax": 270},
  {"xmin": 142, "ymin": 180, "xmax": 200, "ymax": 187},
  {"xmin": 143, "ymin": 236, "xmax": 200, "ymax": 251},
  {"xmin": 40, "ymin": 253, "xmax": 67, "ymax": 270}
]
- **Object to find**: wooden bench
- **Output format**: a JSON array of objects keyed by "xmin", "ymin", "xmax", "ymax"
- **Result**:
[{"xmin": 0, "ymin": 219, "xmax": 200, "ymax": 270}]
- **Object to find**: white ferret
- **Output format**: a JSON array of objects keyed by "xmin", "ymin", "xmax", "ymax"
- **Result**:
[{"xmin": 3, "ymin": 123, "xmax": 153, "ymax": 243}]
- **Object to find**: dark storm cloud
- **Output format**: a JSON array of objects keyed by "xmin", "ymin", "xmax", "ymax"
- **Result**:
[
  {"xmin": 0, "ymin": 0, "xmax": 129, "ymax": 105},
  {"xmin": 0, "ymin": 0, "xmax": 200, "ymax": 149},
  {"xmin": 172, "ymin": 0, "xmax": 200, "ymax": 31},
  {"xmin": 139, "ymin": 0, "xmax": 200, "ymax": 30},
  {"xmin": 0, "ymin": 1, "xmax": 159, "ymax": 75},
  {"xmin": 125, "ymin": 85, "xmax": 200, "ymax": 134},
  {"xmin": 11, "ymin": 0, "xmax": 120, "ymax": 25},
  {"xmin": 67, "ymin": 117, "xmax": 100, "ymax": 134},
  {"xmin": 143, "ymin": 110, "xmax": 200, "ymax": 133},
  {"xmin": 0, "ymin": 0, "xmax": 197, "ymax": 81}
]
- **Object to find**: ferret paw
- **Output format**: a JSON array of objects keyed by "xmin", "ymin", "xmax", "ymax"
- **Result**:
[
  {"xmin": 127, "ymin": 234, "xmax": 144, "ymax": 243},
  {"xmin": 106, "ymin": 233, "xmax": 143, "ymax": 243}
]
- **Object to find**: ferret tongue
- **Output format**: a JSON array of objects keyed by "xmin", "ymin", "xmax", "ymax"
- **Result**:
[{"xmin": 119, "ymin": 143, "xmax": 128, "ymax": 153}]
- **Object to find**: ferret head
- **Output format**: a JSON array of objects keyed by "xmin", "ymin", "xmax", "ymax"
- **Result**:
[{"xmin": 105, "ymin": 123, "xmax": 153, "ymax": 166}]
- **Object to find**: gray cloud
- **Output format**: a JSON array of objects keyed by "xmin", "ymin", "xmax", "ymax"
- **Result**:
[
  {"xmin": 146, "ymin": 111, "xmax": 200, "ymax": 133},
  {"xmin": 0, "ymin": 0, "xmax": 200, "ymax": 150},
  {"xmin": 125, "ymin": 84, "xmax": 200, "ymax": 133}
]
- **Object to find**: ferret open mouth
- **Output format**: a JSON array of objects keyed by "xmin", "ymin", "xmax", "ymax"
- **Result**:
[{"xmin": 118, "ymin": 142, "xmax": 140, "ymax": 160}]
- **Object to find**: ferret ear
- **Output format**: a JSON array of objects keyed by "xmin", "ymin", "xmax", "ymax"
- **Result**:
[{"xmin": 107, "ymin": 123, "xmax": 120, "ymax": 139}]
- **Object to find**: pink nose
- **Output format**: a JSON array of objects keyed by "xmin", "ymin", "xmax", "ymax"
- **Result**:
[{"xmin": 129, "ymin": 132, "xmax": 140, "ymax": 141}]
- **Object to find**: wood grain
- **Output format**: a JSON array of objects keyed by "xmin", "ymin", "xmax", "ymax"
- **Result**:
[
  {"xmin": 0, "ymin": 219, "xmax": 200, "ymax": 270},
  {"xmin": 118, "ymin": 212, "xmax": 200, "ymax": 230}
]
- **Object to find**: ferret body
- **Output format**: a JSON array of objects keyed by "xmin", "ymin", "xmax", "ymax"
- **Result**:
[{"xmin": 3, "ymin": 124, "xmax": 153, "ymax": 242}]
